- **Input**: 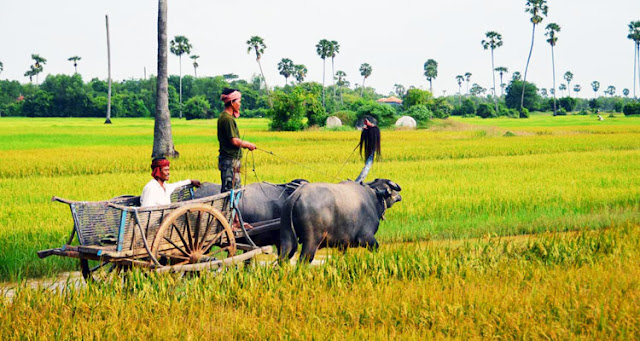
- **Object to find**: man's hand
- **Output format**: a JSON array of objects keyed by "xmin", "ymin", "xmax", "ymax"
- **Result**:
[
  {"xmin": 245, "ymin": 142, "xmax": 257, "ymax": 151},
  {"xmin": 191, "ymin": 180, "xmax": 201, "ymax": 187}
]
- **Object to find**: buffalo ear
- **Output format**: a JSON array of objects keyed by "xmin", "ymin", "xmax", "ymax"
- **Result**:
[
  {"xmin": 375, "ymin": 188, "xmax": 390, "ymax": 198},
  {"xmin": 387, "ymin": 181, "xmax": 401, "ymax": 191}
]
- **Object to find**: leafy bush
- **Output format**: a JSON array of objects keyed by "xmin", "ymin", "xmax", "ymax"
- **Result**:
[
  {"xmin": 452, "ymin": 98, "xmax": 476, "ymax": 116},
  {"xmin": 22, "ymin": 90, "xmax": 53, "ymax": 117},
  {"xmin": 184, "ymin": 95, "xmax": 211, "ymax": 120},
  {"xmin": 556, "ymin": 108, "xmax": 567, "ymax": 116},
  {"xmin": 269, "ymin": 90, "xmax": 306, "ymax": 131},
  {"xmin": 405, "ymin": 105, "xmax": 433, "ymax": 123},
  {"xmin": 519, "ymin": 107, "xmax": 530, "ymax": 118},
  {"xmin": 427, "ymin": 97, "xmax": 452, "ymax": 119},
  {"xmin": 303, "ymin": 92, "xmax": 327, "ymax": 127},
  {"xmin": 558, "ymin": 97, "xmax": 577, "ymax": 112},
  {"xmin": 355, "ymin": 101, "xmax": 397, "ymax": 127},
  {"xmin": 505, "ymin": 80, "xmax": 540, "ymax": 111},
  {"xmin": 578, "ymin": 109, "xmax": 589, "ymax": 115},
  {"xmin": 506, "ymin": 108, "xmax": 519, "ymax": 118},
  {"xmin": 623, "ymin": 101, "xmax": 640, "ymax": 116},
  {"xmin": 476, "ymin": 103, "xmax": 497, "ymax": 118},
  {"xmin": 588, "ymin": 98, "xmax": 600, "ymax": 111},
  {"xmin": 403, "ymin": 88, "xmax": 432, "ymax": 110},
  {"xmin": 332, "ymin": 110, "xmax": 357, "ymax": 126},
  {"xmin": 242, "ymin": 108, "xmax": 269, "ymax": 118}
]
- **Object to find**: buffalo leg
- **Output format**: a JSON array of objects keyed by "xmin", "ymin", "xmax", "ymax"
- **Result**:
[{"xmin": 358, "ymin": 235, "xmax": 379, "ymax": 251}]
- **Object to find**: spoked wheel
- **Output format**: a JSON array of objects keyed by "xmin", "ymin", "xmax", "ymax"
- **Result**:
[
  {"xmin": 80, "ymin": 259, "xmax": 129, "ymax": 283},
  {"xmin": 151, "ymin": 204, "xmax": 236, "ymax": 270}
]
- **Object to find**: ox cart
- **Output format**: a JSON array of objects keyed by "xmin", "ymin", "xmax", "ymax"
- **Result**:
[{"xmin": 37, "ymin": 185, "xmax": 280, "ymax": 281}]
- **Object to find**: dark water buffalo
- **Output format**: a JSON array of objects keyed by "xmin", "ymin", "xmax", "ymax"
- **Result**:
[
  {"xmin": 278, "ymin": 179, "xmax": 402, "ymax": 262},
  {"xmin": 194, "ymin": 180, "xmax": 308, "ymax": 247}
]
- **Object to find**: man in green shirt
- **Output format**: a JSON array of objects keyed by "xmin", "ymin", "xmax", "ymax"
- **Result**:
[{"xmin": 218, "ymin": 88, "xmax": 256, "ymax": 192}]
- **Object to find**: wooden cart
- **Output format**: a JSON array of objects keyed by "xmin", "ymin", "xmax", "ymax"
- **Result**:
[{"xmin": 37, "ymin": 185, "xmax": 280, "ymax": 281}]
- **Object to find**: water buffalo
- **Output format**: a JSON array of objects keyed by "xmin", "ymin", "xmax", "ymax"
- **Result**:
[
  {"xmin": 194, "ymin": 179, "xmax": 308, "ymax": 247},
  {"xmin": 278, "ymin": 178, "xmax": 402, "ymax": 262}
]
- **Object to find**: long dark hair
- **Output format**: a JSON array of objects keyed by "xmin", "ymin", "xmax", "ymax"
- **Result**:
[{"xmin": 358, "ymin": 125, "xmax": 381, "ymax": 161}]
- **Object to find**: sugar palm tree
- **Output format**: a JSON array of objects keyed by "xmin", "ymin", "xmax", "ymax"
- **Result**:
[
  {"xmin": 24, "ymin": 66, "xmax": 36, "ymax": 83},
  {"xmin": 606, "ymin": 85, "xmax": 616, "ymax": 97},
  {"xmin": 31, "ymin": 54, "xmax": 46, "ymax": 85},
  {"xmin": 623, "ymin": 88, "xmax": 629, "ymax": 97},
  {"xmin": 329, "ymin": 40, "xmax": 340, "ymax": 99},
  {"xmin": 169, "ymin": 35, "xmax": 192, "ymax": 119},
  {"xmin": 190, "ymin": 55, "xmax": 199, "ymax": 78},
  {"xmin": 591, "ymin": 81, "xmax": 600, "ymax": 98},
  {"xmin": 455, "ymin": 75, "xmax": 464, "ymax": 104},
  {"xmin": 559, "ymin": 83, "xmax": 567, "ymax": 97},
  {"xmin": 153, "ymin": 0, "xmax": 179, "ymax": 158},
  {"xmin": 277, "ymin": 58, "xmax": 294, "ymax": 85},
  {"xmin": 574, "ymin": 84, "xmax": 581, "ymax": 98},
  {"xmin": 316, "ymin": 39, "xmax": 331, "ymax": 107},
  {"xmin": 423, "ymin": 59, "xmax": 438, "ymax": 93},
  {"xmin": 0, "ymin": 61, "xmax": 3, "ymax": 76},
  {"xmin": 464, "ymin": 72, "xmax": 472, "ymax": 95},
  {"xmin": 545, "ymin": 22, "xmax": 560, "ymax": 115},
  {"xmin": 359, "ymin": 63, "xmax": 372, "ymax": 96},
  {"xmin": 563, "ymin": 71, "xmax": 573, "ymax": 97},
  {"xmin": 521, "ymin": 0, "xmax": 548, "ymax": 110},
  {"xmin": 68, "ymin": 56, "xmax": 81, "ymax": 74},
  {"xmin": 246, "ymin": 35, "xmax": 272, "ymax": 107},
  {"xmin": 627, "ymin": 21, "xmax": 640, "ymax": 99},
  {"xmin": 482, "ymin": 31, "xmax": 503, "ymax": 113},
  {"xmin": 294, "ymin": 64, "xmax": 307, "ymax": 84},
  {"xmin": 337, "ymin": 70, "xmax": 347, "ymax": 105},
  {"xmin": 512, "ymin": 71, "xmax": 522, "ymax": 81},
  {"xmin": 495, "ymin": 66, "xmax": 508, "ymax": 96},
  {"xmin": 393, "ymin": 83, "xmax": 405, "ymax": 97}
]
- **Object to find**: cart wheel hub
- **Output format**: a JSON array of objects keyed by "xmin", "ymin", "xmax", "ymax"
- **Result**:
[{"xmin": 189, "ymin": 251, "xmax": 203, "ymax": 263}]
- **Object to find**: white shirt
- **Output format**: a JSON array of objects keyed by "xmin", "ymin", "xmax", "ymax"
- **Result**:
[{"xmin": 140, "ymin": 179, "xmax": 191, "ymax": 207}]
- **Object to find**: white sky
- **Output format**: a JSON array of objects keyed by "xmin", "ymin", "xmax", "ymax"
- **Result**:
[{"xmin": 1, "ymin": 0, "xmax": 639, "ymax": 96}]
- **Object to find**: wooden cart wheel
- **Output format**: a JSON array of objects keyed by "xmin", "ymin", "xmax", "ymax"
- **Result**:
[
  {"xmin": 150, "ymin": 204, "xmax": 236, "ymax": 267},
  {"xmin": 80, "ymin": 259, "xmax": 128, "ymax": 283}
]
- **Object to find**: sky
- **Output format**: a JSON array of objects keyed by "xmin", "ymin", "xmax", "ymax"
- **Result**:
[{"xmin": 1, "ymin": 0, "xmax": 639, "ymax": 97}]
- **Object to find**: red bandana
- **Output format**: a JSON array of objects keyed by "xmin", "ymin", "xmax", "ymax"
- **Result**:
[{"xmin": 151, "ymin": 159, "xmax": 170, "ymax": 179}]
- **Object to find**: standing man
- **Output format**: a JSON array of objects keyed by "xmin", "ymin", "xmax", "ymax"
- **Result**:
[
  {"xmin": 140, "ymin": 158, "xmax": 201, "ymax": 207},
  {"xmin": 218, "ymin": 88, "xmax": 256, "ymax": 192}
]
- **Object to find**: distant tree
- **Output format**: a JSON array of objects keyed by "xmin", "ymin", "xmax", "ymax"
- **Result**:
[
  {"xmin": 482, "ymin": 31, "xmax": 503, "ymax": 113},
  {"xmin": 153, "ymin": 0, "xmax": 179, "ymax": 158},
  {"xmin": 605, "ymin": 85, "xmax": 616, "ymax": 97},
  {"xmin": 506, "ymin": 80, "xmax": 539, "ymax": 111},
  {"xmin": 294, "ymin": 64, "xmax": 307, "ymax": 84},
  {"xmin": 359, "ymin": 63, "xmax": 372, "ymax": 96},
  {"xmin": 455, "ymin": 75, "xmax": 464, "ymax": 104},
  {"xmin": 573, "ymin": 84, "xmax": 582, "ymax": 98},
  {"xmin": 623, "ymin": 88, "xmax": 630, "ymax": 97},
  {"xmin": 564, "ymin": 71, "xmax": 573, "ymax": 97},
  {"xmin": 169, "ymin": 35, "xmax": 192, "ymax": 118},
  {"xmin": 521, "ymin": 0, "xmax": 548, "ymax": 110},
  {"xmin": 591, "ymin": 81, "xmax": 600, "ymax": 98},
  {"xmin": 512, "ymin": 71, "xmax": 522, "ymax": 81},
  {"xmin": 464, "ymin": 72, "xmax": 472, "ymax": 95},
  {"xmin": 540, "ymin": 88, "xmax": 548, "ymax": 97},
  {"xmin": 423, "ymin": 59, "xmax": 438, "ymax": 93},
  {"xmin": 24, "ymin": 66, "xmax": 37, "ymax": 83},
  {"xmin": 559, "ymin": 83, "xmax": 567, "ymax": 97},
  {"xmin": 329, "ymin": 40, "xmax": 340, "ymax": 99},
  {"xmin": 246, "ymin": 35, "xmax": 272, "ymax": 107},
  {"xmin": 190, "ymin": 55, "xmax": 199, "ymax": 78},
  {"xmin": 277, "ymin": 58, "xmax": 295, "ymax": 85},
  {"xmin": 394, "ymin": 83, "xmax": 405, "ymax": 97},
  {"xmin": 31, "ymin": 54, "xmax": 47, "ymax": 84},
  {"xmin": 0, "ymin": 61, "xmax": 3, "ymax": 75},
  {"xmin": 628, "ymin": 21, "xmax": 640, "ymax": 99},
  {"xmin": 68, "ymin": 56, "xmax": 81, "ymax": 74},
  {"xmin": 470, "ymin": 83, "xmax": 486, "ymax": 97},
  {"xmin": 550, "ymin": 88, "xmax": 555, "ymax": 96},
  {"xmin": 337, "ymin": 70, "xmax": 347, "ymax": 105},
  {"xmin": 223, "ymin": 73, "xmax": 238, "ymax": 81},
  {"xmin": 545, "ymin": 22, "xmax": 560, "ymax": 115},
  {"xmin": 495, "ymin": 66, "xmax": 508, "ymax": 96},
  {"xmin": 316, "ymin": 39, "xmax": 331, "ymax": 107}
]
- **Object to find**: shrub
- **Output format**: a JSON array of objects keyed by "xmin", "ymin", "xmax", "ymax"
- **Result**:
[
  {"xmin": 452, "ymin": 98, "xmax": 476, "ymax": 116},
  {"xmin": 476, "ymin": 103, "xmax": 497, "ymax": 118},
  {"xmin": 556, "ymin": 108, "xmax": 567, "ymax": 116},
  {"xmin": 269, "ymin": 90, "xmax": 306, "ymax": 131},
  {"xmin": 355, "ymin": 101, "xmax": 397, "ymax": 127},
  {"xmin": 519, "ymin": 107, "xmax": 530, "ymax": 118},
  {"xmin": 184, "ymin": 95, "xmax": 211, "ymax": 120},
  {"xmin": 558, "ymin": 97, "xmax": 577, "ymax": 112},
  {"xmin": 505, "ymin": 80, "xmax": 540, "ymax": 111},
  {"xmin": 427, "ymin": 97, "xmax": 452, "ymax": 119},
  {"xmin": 242, "ymin": 108, "xmax": 269, "ymax": 118},
  {"xmin": 578, "ymin": 109, "xmax": 589, "ymax": 115},
  {"xmin": 507, "ymin": 108, "xmax": 520, "ymax": 118},
  {"xmin": 405, "ymin": 105, "xmax": 433, "ymax": 123},
  {"xmin": 623, "ymin": 101, "xmax": 640, "ymax": 116},
  {"xmin": 332, "ymin": 110, "xmax": 357, "ymax": 126},
  {"xmin": 403, "ymin": 88, "xmax": 432, "ymax": 110},
  {"xmin": 22, "ymin": 90, "xmax": 53, "ymax": 117}
]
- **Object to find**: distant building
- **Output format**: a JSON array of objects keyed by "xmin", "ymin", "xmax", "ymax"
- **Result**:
[{"xmin": 376, "ymin": 96, "xmax": 403, "ymax": 107}]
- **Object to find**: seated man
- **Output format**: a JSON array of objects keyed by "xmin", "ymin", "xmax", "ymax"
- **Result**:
[{"xmin": 140, "ymin": 158, "xmax": 201, "ymax": 207}]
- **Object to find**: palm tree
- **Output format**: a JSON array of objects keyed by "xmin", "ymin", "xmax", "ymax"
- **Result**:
[
  {"xmin": 623, "ymin": 88, "xmax": 630, "ymax": 97},
  {"xmin": 337, "ymin": 71, "xmax": 347, "ymax": 105},
  {"xmin": 627, "ymin": 21, "xmax": 640, "ymax": 99},
  {"xmin": 294, "ymin": 64, "xmax": 307, "ymax": 84},
  {"xmin": 606, "ymin": 85, "xmax": 616, "ymax": 97},
  {"xmin": 423, "ymin": 59, "xmax": 438, "ymax": 93},
  {"xmin": 591, "ymin": 81, "xmax": 600, "ymax": 98},
  {"xmin": 455, "ymin": 75, "xmax": 464, "ymax": 104},
  {"xmin": 563, "ymin": 71, "xmax": 574, "ymax": 98},
  {"xmin": 359, "ymin": 63, "xmax": 372, "ymax": 96},
  {"xmin": 316, "ymin": 39, "xmax": 331, "ymax": 107},
  {"xmin": 512, "ymin": 71, "xmax": 522, "ymax": 81},
  {"xmin": 24, "ymin": 66, "xmax": 36, "ymax": 83},
  {"xmin": 190, "ymin": 55, "xmax": 199, "ymax": 78},
  {"xmin": 540, "ymin": 88, "xmax": 548, "ymax": 97},
  {"xmin": 68, "ymin": 56, "xmax": 81, "ymax": 74},
  {"xmin": 482, "ymin": 31, "xmax": 503, "ymax": 114},
  {"xmin": 277, "ymin": 58, "xmax": 294, "ymax": 85},
  {"xmin": 153, "ymin": 0, "xmax": 178, "ymax": 159},
  {"xmin": 573, "ymin": 84, "xmax": 581, "ymax": 98},
  {"xmin": 31, "ymin": 54, "xmax": 46, "ymax": 85},
  {"xmin": 464, "ymin": 72, "xmax": 472, "ymax": 95},
  {"xmin": 495, "ymin": 66, "xmax": 508, "ymax": 96},
  {"xmin": 329, "ymin": 40, "xmax": 340, "ymax": 99},
  {"xmin": 545, "ymin": 22, "xmax": 560, "ymax": 115},
  {"xmin": 393, "ymin": 83, "xmax": 405, "ymax": 97},
  {"xmin": 559, "ymin": 83, "xmax": 567, "ymax": 97},
  {"xmin": 246, "ymin": 35, "xmax": 272, "ymax": 107},
  {"xmin": 0, "ymin": 61, "xmax": 3, "ymax": 76},
  {"xmin": 521, "ymin": 0, "xmax": 549, "ymax": 110},
  {"xmin": 169, "ymin": 35, "xmax": 192, "ymax": 119}
]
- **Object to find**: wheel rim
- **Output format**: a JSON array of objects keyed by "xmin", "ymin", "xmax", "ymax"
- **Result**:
[{"xmin": 151, "ymin": 204, "xmax": 236, "ymax": 267}]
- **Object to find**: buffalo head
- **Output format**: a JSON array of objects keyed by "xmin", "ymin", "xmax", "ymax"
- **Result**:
[{"xmin": 366, "ymin": 178, "xmax": 402, "ymax": 208}]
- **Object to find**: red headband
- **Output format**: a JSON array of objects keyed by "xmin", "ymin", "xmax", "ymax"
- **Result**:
[
  {"xmin": 151, "ymin": 159, "xmax": 170, "ymax": 178},
  {"xmin": 221, "ymin": 91, "xmax": 242, "ymax": 117}
]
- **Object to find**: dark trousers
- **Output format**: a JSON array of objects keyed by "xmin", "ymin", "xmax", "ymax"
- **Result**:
[{"xmin": 218, "ymin": 156, "xmax": 241, "ymax": 192}]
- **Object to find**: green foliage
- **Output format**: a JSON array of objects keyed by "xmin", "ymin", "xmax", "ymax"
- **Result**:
[
  {"xmin": 623, "ymin": 101, "xmax": 640, "ymax": 116},
  {"xmin": 355, "ymin": 101, "xmax": 397, "ymax": 127},
  {"xmin": 556, "ymin": 108, "xmax": 567, "ymax": 116},
  {"xmin": 242, "ymin": 108, "xmax": 269, "ymax": 118},
  {"xmin": 428, "ymin": 97, "xmax": 452, "ymax": 119},
  {"xmin": 476, "ymin": 103, "xmax": 497, "ymax": 118},
  {"xmin": 22, "ymin": 90, "xmax": 53, "ymax": 117},
  {"xmin": 304, "ymin": 91, "xmax": 327, "ymax": 127},
  {"xmin": 332, "ymin": 110, "xmax": 357, "ymax": 126},
  {"xmin": 183, "ymin": 95, "xmax": 211, "ymax": 120},
  {"xmin": 588, "ymin": 98, "xmax": 600, "ymax": 110},
  {"xmin": 505, "ymin": 80, "xmax": 540, "ymax": 111},
  {"xmin": 403, "ymin": 88, "xmax": 433, "ymax": 109},
  {"xmin": 268, "ymin": 90, "xmax": 307, "ymax": 131},
  {"xmin": 557, "ymin": 97, "xmax": 577, "ymax": 112},
  {"xmin": 405, "ymin": 105, "xmax": 433, "ymax": 123},
  {"xmin": 519, "ymin": 107, "xmax": 530, "ymax": 118},
  {"xmin": 452, "ymin": 98, "xmax": 476, "ymax": 116}
]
